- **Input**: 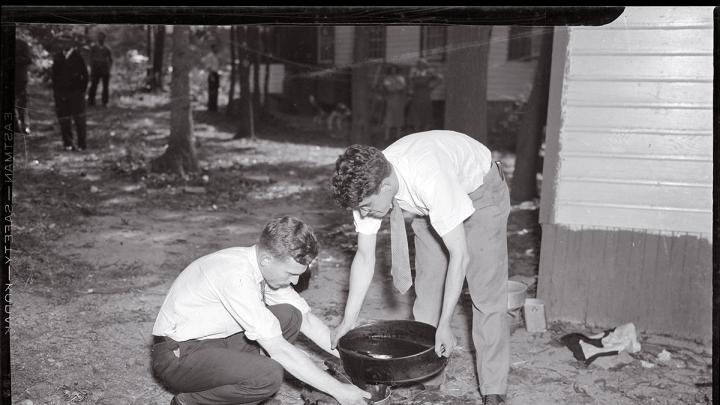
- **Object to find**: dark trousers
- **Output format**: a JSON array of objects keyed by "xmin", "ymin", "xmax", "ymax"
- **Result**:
[
  {"xmin": 208, "ymin": 71, "xmax": 219, "ymax": 111},
  {"xmin": 152, "ymin": 304, "xmax": 302, "ymax": 405},
  {"xmin": 88, "ymin": 69, "xmax": 110, "ymax": 106},
  {"xmin": 55, "ymin": 91, "xmax": 87, "ymax": 149}
]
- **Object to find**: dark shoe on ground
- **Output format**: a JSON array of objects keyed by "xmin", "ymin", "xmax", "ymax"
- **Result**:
[{"xmin": 483, "ymin": 394, "xmax": 506, "ymax": 404}]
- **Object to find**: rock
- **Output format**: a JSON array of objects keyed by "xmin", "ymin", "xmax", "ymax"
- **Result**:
[
  {"xmin": 657, "ymin": 349, "xmax": 672, "ymax": 362},
  {"xmin": 183, "ymin": 186, "xmax": 206, "ymax": 194},
  {"xmin": 26, "ymin": 382, "xmax": 55, "ymax": 397},
  {"xmin": 90, "ymin": 185, "xmax": 100, "ymax": 193}
]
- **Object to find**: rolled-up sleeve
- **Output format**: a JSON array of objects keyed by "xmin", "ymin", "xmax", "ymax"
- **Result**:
[
  {"xmin": 353, "ymin": 210, "xmax": 382, "ymax": 234},
  {"xmin": 421, "ymin": 170, "xmax": 475, "ymax": 237}
]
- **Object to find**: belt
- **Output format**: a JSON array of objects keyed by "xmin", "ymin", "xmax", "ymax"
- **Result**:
[{"xmin": 152, "ymin": 335, "xmax": 169, "ymax": 345}]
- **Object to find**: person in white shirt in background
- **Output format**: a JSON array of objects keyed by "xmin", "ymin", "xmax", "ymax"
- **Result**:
[
  {"xmin": 151, "ymin": 216, "xmax": 370, "ymax": 405},
  {"xmin": 330, "ymin": 130, "xmax": 511, "ymax": 405},
  {"xmin": 202, "ymin": 43, "xmax": 220, "ymax": 112}
]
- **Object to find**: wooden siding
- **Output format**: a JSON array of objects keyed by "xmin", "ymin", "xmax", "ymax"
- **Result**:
[
  {"xmin": 334, "ymin": 26, "xmax": 354, "ymax": 67},
  {"xmin": 330, "ymin": 25, "xmax": 537, "ymax": 102},
  {"xmin": 549, "ymin": 6, "xmax": 713, "ymax": 235},
  {"xmin": 537, "ymin": 224, "xmax": 712, "ymax": 343},
  {"xmin": 385, "ymin": 26, "xmax": 420, "ymax": 65}
]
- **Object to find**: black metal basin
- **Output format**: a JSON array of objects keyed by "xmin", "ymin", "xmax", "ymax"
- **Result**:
[{"xmin": 337, "ymin": 320, "xmax": 448, "ymax": 385}]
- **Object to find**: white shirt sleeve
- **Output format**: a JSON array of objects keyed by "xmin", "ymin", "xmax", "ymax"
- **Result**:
[
  {"xmin": 263, "ymin": 285, "xmax": 311, "ymax": 315},
  {"xmin": 353, "ymin": 209, "xmax": 383, "ymax": 235},
  {"xmin": 419, "ymin": 165, "xmax": 475, "ymax": 236},
  {"xmin": 214, "ymin": 273, "xmax": 283, "ymax": 341}
]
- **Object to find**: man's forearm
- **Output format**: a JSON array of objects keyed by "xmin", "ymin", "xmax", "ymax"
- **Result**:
[
  {"xmin": 270, "ymin": 342, "xmax": 345, "ymax": 397},
  {"xmin": 438, "ymin": 254, "xmax": 469, "ymax": 326},
  {"xmin": 302, "ymin": 312, "xmax": 340, "ymax": 357},
  {"xmin": 342, "ymin": 252, "xmax": 375, "ymax": 324}
]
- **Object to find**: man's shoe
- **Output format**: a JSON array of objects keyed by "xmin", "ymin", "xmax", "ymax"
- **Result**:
[
  {"xmin": 483, "ymin": 394, "xmax": 506, "ymax": 405},
  {"xmin": 170, "ymin": 395, "xmax": 187, "ymax": 405}
]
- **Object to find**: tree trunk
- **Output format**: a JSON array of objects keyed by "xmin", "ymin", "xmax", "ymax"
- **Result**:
[
  {"xmin": 351, "ymin": 26, "xmax": 372, "ymax": 145},
  {"xmin": 510, "ymin": 27, "xmax": 554, "ymax": 203},
  {"xmin": 150, "ymin": 25, "xmax": 198, "ymax": 176},
  {"xmin": 227, "ymin": 26, "xmax": 237, "ymax": 115},
  {"xmin": 262, "ymin": 27, "xmax": 272, "ymax": 113},
  {"xmin": 444, "ymin": 26, "xmax": 492, "ymax": 144},
  {"xmin": 152, "ymin": 25, "xmax": 166, "ymax": 92},
  {"xmin": 235, "ymin": 26, "xmax": 255, "ymax": 139},
  {"xmin": 146, "ymin": 25, "xmax": 153, "ymax": 59},
  {"xmin": 250, "ymin": 26, "xmax": 262, "ymax": 122}
]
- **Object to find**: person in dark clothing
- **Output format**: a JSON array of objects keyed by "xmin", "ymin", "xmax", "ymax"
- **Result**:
[
  {"xmin": 202, "ymin": 43, "xmax": 220, "ymax": 112},
  {"xmin": 87, "ymin": 32, "xmax": 112, "ymax": 107},
  {"xmin": 52, "ymin": 34, "xmax": 89, "ymax": 151},
  {"xmin": 15, "ymin": 37, "xmax": 32, "ymax": 135}
]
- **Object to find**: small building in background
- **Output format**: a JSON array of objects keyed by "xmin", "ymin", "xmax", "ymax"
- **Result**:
[{"xmin": 538, "ymin": 6, "xmax": 713, "ymax": 343}]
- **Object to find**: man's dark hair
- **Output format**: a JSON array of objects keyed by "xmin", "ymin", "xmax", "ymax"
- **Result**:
[
  {"xmin": 259, "ymin": 216, "xmax": 318, "ymax": 266},
  {"xmin": 331, "ymin": 145, "xmax": 391, "ymax": 209}
]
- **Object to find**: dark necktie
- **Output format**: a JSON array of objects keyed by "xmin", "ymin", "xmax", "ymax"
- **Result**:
[
  {"xmin": 390, "ymin": 200, "xmax": 412, "ymax": 294},
  {"xmin": 260, "ymin": 280, "xmax": 267, "ymax": 305}
]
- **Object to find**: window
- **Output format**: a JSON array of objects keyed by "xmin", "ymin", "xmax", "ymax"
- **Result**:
[
  {"xmin": 318, "ymin": 26, "xmax": 335, "ymax": 64},
  {"xmin": 367, "ymin": 26, "xmax": 386, "ymax": 60},
  {"xmin": 507, "ymin": 26, "xmax": 535, "ymax": 61},
  {"xmin": 421, "ymin": 26, "xmax": 447, "ymax": 61}
]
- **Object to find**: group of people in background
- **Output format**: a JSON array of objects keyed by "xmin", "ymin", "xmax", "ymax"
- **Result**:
[
  {"xmin": 379, "ymin": 57, "xmax": 442, "ymax": 142},
  {"xmin": 14, "ymin": 31, "xmax": 112, "ymax": 151}
]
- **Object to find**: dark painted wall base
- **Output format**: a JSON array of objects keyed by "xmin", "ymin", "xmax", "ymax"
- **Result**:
[{"xmin": 537, "ymin": 224, "xmax": 712, "ymax": 344}]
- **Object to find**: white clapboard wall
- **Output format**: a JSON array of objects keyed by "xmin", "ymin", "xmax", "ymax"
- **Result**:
[
  {"xmin": 333, "ymin": 25, "xmax": 537, "ymax": 102},
  {"xmin": 547, "ymin": 6, "xmax": 713, "ymax": 237}
]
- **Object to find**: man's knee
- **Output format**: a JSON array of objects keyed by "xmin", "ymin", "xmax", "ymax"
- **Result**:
[{"xmin": 268, "ymin": 304, "xmax": 302, "ymax": 340}]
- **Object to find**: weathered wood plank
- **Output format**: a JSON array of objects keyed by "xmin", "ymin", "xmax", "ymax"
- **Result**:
[
  {"xmin": 561, "ymin": 132, "xmax": 711, "ymax": 157},
  {"xmin": 568, "ymin": 55, "xmax": 711, "ymax": 80},
  {"xmin": 565, "ymin": 81, "xmax": 712, "ymax": 106},
  {"xmin": 569, "ymin": 28, "xmax": 712, "ymax": 54},
  {"xmin": 556, "ymin": 204, "xmax": 712, "ymax": 235},
  {"xmin": 559, "ymin": 157, "xmax": 712, "ymax": 184},
  {"xmin": 556, "ymin": 181, "xmax": 712, "ymax": 211}
]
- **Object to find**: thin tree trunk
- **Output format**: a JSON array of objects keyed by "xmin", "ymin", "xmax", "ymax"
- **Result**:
[
  {"xmin": 150, "ymin": 25, "xmax": 198, "ymax": 176},
  {"xmin": 511, "ymin": 27, "xmax": 554, "ymax": 203},
  {"xmin": 145, "ymin": 25, "xmax": 153, "ymax": 89},
  {"xmin": 262, "ymin": 27, "xmax": 272, "ymax": 114},
  {"xmin": 444, "ymin": 26, "xmax": 492, "ymax": 144},
  {"xmin": 235, "ymin": 26, "xmax": 255, "ymax": 139},
  {"xmin": 351, "ymin": 26, "xmax": 372, "ymax": 145},
  {"xmin": 227, "ymin": 26, "xmax": 237, "ymax": 115},
  {"xmin": 250, "ymin": 26, "xmax": 262, "ymax": 122},
  {"xmin": 152, "ymin": 25, "xmax": 166, "ymax": 92}
]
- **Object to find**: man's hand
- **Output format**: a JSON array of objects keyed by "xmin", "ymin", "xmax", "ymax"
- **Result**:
[
  {"xmin": 331, "ymin": 319, "xmax": 356, "ymax": 350},
  {"xmin": 333, "ymin": 383, "xmax": 371, "ymax": 405},
  {"xmin": 435, "ymin": 322, "xmax": 456, "ymax": 358}
]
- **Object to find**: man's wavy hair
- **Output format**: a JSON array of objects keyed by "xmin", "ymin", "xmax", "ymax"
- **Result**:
[
  {"xmin": 331, "ymin": 145, "xmax": 392, "ymax": 209},
  {"xmin": 259, "ymin": 216, "xmax": 318, "ymax": 266}
]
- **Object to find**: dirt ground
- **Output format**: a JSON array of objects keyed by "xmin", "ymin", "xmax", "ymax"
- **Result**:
[{"xmin": 9, "ymin": 83, "xmax": 713, "ymax": 405}]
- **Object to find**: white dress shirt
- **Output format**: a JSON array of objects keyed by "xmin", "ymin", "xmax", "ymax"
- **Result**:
[
  {"xmin": 353, "ymin": 130, "xmax": 493, "ymax": 237},
  {"xmin": 152, "ymin": 246, "xmax": 310, "ymax": 342}
]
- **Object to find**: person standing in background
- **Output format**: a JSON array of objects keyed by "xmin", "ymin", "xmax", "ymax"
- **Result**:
[
  {"xmin": 203, "ymin": 43, "xmax": 220, "ymax": 112},
  {"xmin": 407, "ymin": 58, "xmax": 441, "ymax": 132},
  {"xmin": 15, "ymin": 37, "xmax": 33, "ymax": 135},
  {"xmin": 52, "ymin": 33, "xmax": 89, "ymax": 151},
  {"xmin": 381, "ymin": 64, "xmax": 408, "ymax": 143},
  {"xmin": 87, "ymin": 32, "xmax": 113, "ymax": 108}
]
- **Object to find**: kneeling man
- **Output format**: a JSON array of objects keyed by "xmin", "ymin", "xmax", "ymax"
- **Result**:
[{"xmin": 152, "ymin": 216, "xmax": 370, "ymax": 405}]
